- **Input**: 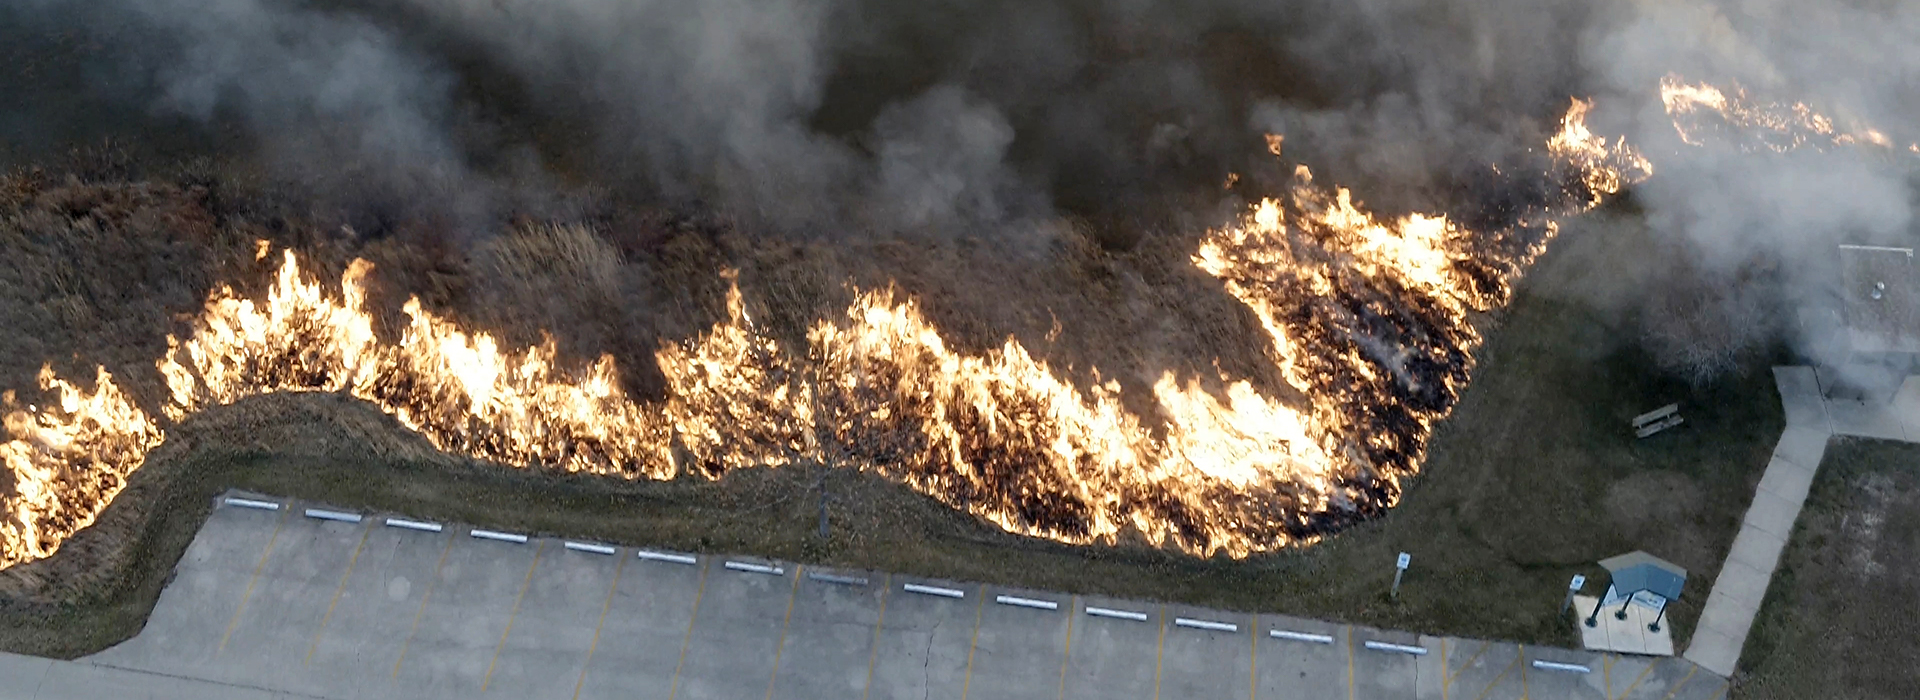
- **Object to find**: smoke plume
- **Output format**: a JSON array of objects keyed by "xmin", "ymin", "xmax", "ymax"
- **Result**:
[{"xmin": 4, "ymin": 0, "xmax": 1917, "ymax": 382}]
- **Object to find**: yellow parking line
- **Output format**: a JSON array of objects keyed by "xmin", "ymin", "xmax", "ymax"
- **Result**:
[
  {"xmin": 765, "ymin": 565, "xmax": 804, "ymax": 700},
  {"xmin": 1446, "ymin": 640, "xmax": 1491, "ymax": 695},
  {"xmin": 1706, "ymin": 680, "xmax": 1729, "ymax": 700},
  {"xmin": 667, "ymin": 559, "xmax": 711, "ymax": 700},
  {"xmin": 862, "ymin": 574, "xmax": 892, "ymax": 700},
  {"xmin": 1154, "ymin": 607, "xmax": 1169, "ymax": 700},
  {"xmin": 1660, "ymin": 666, "xmax": 1697, "ymax": 700},
  {"xmin": 218, "ymin": 507, "xmax": 289, "ymax": 655},
  {"xmin": 1056, "ymin": 595, "xmax": 1076, "ymax": 700},
  {"xmin": 961, "ymin": 584, "xmax": 986, "ymax": 699},
  {"xmin": 1440, "ymin": 639, "xmax": 1450, "ymax": 700},
  {"xmin": 1604, "ymin": 656, "xmax": 1613, "ymax": 699},
  {"xmin": 304, "ymin": 520, "xmax": 374, "ymax": 665},
  {"xmin": 1519, "ymin": 644, "xmax": 1528, "ymax": 698},
  {"xmin": 392, "ymin": 531, "xmax": 457, "ymax": 678},
  {"xmin": 1346, "ymin": 626, "xmax": 1356, "ymax": 700},
  {"xmin": 482, "ymin": 541, "xmax": 546, "ymax": 692},
  {"xmin": 1615, "ymin": 659, "xmax": 1657, "ymax": 699},
  {"xmin": 1471, "ymin": 651, "xmax": 1521, "ymax": 700},
  {"xmin": 571, "ymin": 554, "xmax": 627, "ymax": 700}
]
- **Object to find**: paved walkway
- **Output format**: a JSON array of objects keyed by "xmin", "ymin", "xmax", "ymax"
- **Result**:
[
  {"xmin": 3, "ymin": 493, "xmax": 1728, "ymax": 700},
  {"xmin": 1683, "ymin": 366, "xmax": 1920, "ymax": 676}
]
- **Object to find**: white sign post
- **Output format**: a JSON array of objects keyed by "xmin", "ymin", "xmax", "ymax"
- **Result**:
[
  {"xmin": 1391, "ymin": 552, "xmax": 1411, "ymax": 599},
  {"xmin": 1561, "ymin": 574, "xmax": 1586, "ymax": 615}
]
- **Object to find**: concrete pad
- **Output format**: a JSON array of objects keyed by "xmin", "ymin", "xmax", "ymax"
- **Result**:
[
  {"xmin": 1768, "ymin": 426, "xmax": 1829, "ymax": 471},
  {"xmin": 1573, "ymin": 596, "xmax": 1671, "ymax": 657},
  {"xmin": 1351, "ymin": 626, "xmax": 1426, "ymax": 700},
  {"xmin": 35, "ymin": 659, "xmax": 282, "ymax": 700},
  {"xmin": 1154, "ymin": 605, "xmax": 1252, "ymax": 699},
  {"xmin": 1703, "ymin": 558, "xmax": 1771, "ymax": 610},
  {"xmin": 670, "ymin": 562, "xmax": 798, "ymax": 700},
  {"xmin": 1600, "ymin": 655, "xmax": 1660, "ymax": 700},
  {"xmin": 1253, "ymin": 616, "xmax": 1349, "ymax": 700},
  {"xmin": 960, "ymin": 588, "xmax": 1075, "ymax": 700},
  {"xmin": 767, "ymin": 570, "xmax": 886, "ymax": 700},
  {"xmin": 1680, "ymin": 624, "xmax": 1741, "ymax": 678},
  {"xmin": 1893, "ymin": 376, "xmax": 1920, "ymax": 436},
  {"xmin": 1774, "ymin": 366, "xmax": 1830, "ymax": 430},
  {"xmin": 1411, "ymin": 635, "xmax": 1448, "ymax": 700},
  {"xmin": 1741, "ymin": 488, "xmax": 1804, "ymax": 541},
  {"xmin": 1667, "ymin": 674, "xmax": 1731, "ymax": 700},
  {"xmin": 89, "ymin": 503, "xmax": 289, "ymax": 675},
  {"xmin": 303, "ymin": 525, "xmax": 453, "ymax": 699},
  {"xmin": 1722, "ymin": 525, "xmax": 1787, "ymax": 581},
  {"xmin": 1059, "ymin": 597, "xmax": 1158, "ymax": 700},
  {"xmin": 0, "ymin": 651, "xmax": 52, "ymax": 696},
  {"xmin": 1613, "ymin": 658, "xmax": 1698, "ymax": 700},
  {"xmin": 1445, "ymin": 639, "xmax": 1524, "ymax": 700},
  {"xmin": 1755, "ymin": 456, "xmax": 1816, "ymax": 504},
  {"xmin": 572, "ymin": 555, "xmax": 705, "ymax": 700},
  {"xmin": 1522, "ymin": 645, "xmax": 1608, "ymax": 700},
  {"xmin": 479, "ymin": 544, "xmax": 622, "ymax": 700},
  {"xmin": 1694, "ymin": 589, "xmax": 1757, "ymax": 649},
  {"xmin": 1824, "ymin": 399, "xmax": 1906, "ymax": 440},
  {"xmin": 866, "ymin": 578, "xmax": 983, "ymax": 700},
  {"xmin": 390, "ymin": 535, "xmax": 542, "ymax": 696},
  {"xmin": 210, "ymin": 515, "xmax": 368, "ymax": 692}
]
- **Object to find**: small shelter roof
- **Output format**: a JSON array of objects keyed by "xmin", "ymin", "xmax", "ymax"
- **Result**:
[{"xmin": 1598, "ymin": 551, "xmax": 1687, "ymax": 601}]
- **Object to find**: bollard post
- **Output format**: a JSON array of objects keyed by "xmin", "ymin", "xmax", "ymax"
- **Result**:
[
  {"xmin": 1390, "ymin": 552, "xmax": 1410, "ymax": 599},
  {"xmin": 1560, "ymin": 574, "xmax": 1587, "ymax": 616}
]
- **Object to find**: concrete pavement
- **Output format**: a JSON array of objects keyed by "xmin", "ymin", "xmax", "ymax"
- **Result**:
[
  {"xmin": 1683, "ymin": 366, "xmax": 1920, "ymax": 676},
  {"xmin": 0, "ymin": 493, "xmax": 1728, "ymax": 700}
]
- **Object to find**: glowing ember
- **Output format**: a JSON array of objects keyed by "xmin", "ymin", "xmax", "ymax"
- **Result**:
[{"xmin": 1, "ymin": 100, "xmax": 1648, "ymax": 568}]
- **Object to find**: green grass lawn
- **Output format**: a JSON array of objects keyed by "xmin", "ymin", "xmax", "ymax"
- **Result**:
[
  {"xmin": 0, "ymin": 212, "xmax": 1789, "ymax": 660},
  {"xmin": 1736, "ymin": 437, "xmax": 1920, "ymax": 699}
]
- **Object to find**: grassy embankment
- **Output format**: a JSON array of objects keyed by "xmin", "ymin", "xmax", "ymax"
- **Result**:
[{"xmin": 0, "ymin": 191, "xmax": 1785, "ymax": 659}]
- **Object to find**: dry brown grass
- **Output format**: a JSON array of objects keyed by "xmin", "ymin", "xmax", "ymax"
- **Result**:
[
  {"xmin": 1736, "ymin": 438, "xmax": 1920, "ymax": 699},
  {"xmin": 0, "ymin": 166, "xmax": 1786, "ymax": 662}
]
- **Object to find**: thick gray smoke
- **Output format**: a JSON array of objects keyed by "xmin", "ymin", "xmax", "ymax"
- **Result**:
[
  {"xmin": 5, "ymin": 0, "xmax": 1917, "ymax": 383},
  {"xmin": 1582, "ymin": 0, "xmax": 1920, "ymax": 384}
]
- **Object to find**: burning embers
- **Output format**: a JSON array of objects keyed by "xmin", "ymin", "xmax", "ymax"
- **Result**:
[{"xmin": 1, "ymin": 100, "xmax": 1648, "ymax": 568}]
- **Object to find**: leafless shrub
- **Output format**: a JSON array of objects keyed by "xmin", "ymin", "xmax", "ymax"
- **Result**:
[{"xmin": 1638, "ymin": 256, "xmax": 1777, "ymax": 386}]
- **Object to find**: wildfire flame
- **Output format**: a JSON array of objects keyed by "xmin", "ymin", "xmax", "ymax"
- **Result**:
[
  {"xmin": 1660, "ymin": 73, "xmax": 1916, "ymax": 155},
  {"xmin": 1, "ymin": 100, "xmax": 1650, "ymax": 568}
]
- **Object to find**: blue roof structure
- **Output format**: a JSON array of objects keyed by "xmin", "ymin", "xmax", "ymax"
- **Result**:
[{"xmin": 1598, "ymin": 551, "xmax": 1687, "ymax": 601}]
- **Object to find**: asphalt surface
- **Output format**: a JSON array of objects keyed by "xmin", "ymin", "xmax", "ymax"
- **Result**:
[{"xmin": 1, "ymin": 494, "xmax": 1728, "ymax": 699}]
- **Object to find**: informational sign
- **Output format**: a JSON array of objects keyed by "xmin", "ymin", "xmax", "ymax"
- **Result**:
[
  {"xmin": 1396, "ymin": 552, "xmax": 1411, "ymax": 569},
  {"xmin": 1569, "ymin": 575, "xmax": 1586, "ymax": 591},
  {"xmin": 1599, "ymin": 584, "xmax": 1667, "ymax": 610}
]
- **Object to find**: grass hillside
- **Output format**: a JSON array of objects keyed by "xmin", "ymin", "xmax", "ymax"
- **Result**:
[{"xmin": 0, "ymin": 164, "xmax": 1784, "ymax": 658}]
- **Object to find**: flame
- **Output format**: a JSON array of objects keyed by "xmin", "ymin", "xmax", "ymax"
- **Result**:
[
  {"xmin": 1548, "ymin": 98, "xmax": 1654, "ymax": 205},
  {"xmin": 1659, "ymin": 74, "xmax": 1917, "ymax": 155},
  {"xmin": 0, "ymin": 101, "xmax": 1649, "ymax": 568}
]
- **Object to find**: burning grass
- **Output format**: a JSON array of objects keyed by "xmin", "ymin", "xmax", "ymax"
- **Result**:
[
  {"xmin": 2, "ymin": 101, "xmax": 1650, "ymax": 571},
  {"xmin": 0, "ymin": 165, "xmax": 1782, "ymax": 658}
]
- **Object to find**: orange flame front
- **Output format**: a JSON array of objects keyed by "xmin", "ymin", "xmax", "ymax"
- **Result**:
[
  {"xmin": 0, "ymin": 100, "xmax": 1650, "ymax": 568},
  {"xmin": 1660, "ymin": 74, "xmax": 1915, "ymax": 155}
]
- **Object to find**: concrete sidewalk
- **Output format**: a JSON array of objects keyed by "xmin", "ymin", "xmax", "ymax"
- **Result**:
[
  {"xmin": 1683, "ymin": 366, "xmax": 1920, "ymax": 676},
  {"xmin": 0, "ymin": 494, "xmax": 1730, "ymax": 700}
]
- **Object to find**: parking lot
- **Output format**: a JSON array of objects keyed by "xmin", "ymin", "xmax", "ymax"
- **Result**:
[{"xmin": 14, "ymin": 493, "xmax": 1728, "ymax": 699}]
